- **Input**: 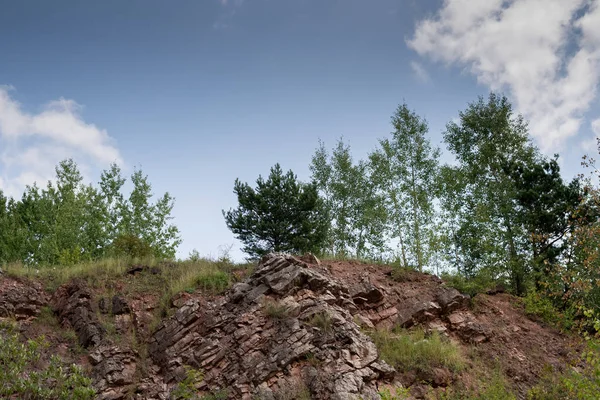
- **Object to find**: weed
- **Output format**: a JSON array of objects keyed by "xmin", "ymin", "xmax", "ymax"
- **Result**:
[
  {"xmin": 369, "ymin": 328, "xmax": 465, "ymax": 374},
  {"xmin": 306, "ymin": 311, "xmax": 333, "ymax": 333},
  {"xmin": 379, "ymin": 386, "xmax": 411, "ymax": 400},
  {"xmin": 527, "ymin": 340, "xmax": 600, "ymax": 400},
  {"xmin": 170, "ymin": 366, "xmax": 204, "ymax": 399},
  {"xmin": 262, "ymin": 298, "xmax": 292, "ymax": 320}
]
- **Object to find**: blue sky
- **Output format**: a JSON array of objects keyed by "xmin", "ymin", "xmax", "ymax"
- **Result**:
[{"xmin": 1, "ymin": 0, "xmax": 599, "ymax": 260}]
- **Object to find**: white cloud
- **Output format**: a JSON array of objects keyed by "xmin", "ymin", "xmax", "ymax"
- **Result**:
[
  {"xmin": 0, "ymin": 87, "xmax": 122, "ymax": 197},
  {"xmin": 408, "ymin": 0, "xmax": 600, "ymax": 152},
  {"xmin": 593, "ymin": 118, "xmax": 600, "ymax": 136},
  {"xmin": 410, "ymin": 61, "xmax": 431, "ymax": 83}
]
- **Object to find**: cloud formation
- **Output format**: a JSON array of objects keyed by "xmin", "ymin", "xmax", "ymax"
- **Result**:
[
  {"xmin": 410, "ymin": 61, "xmax": 431, "ymax": 83},
  {"xmin": 408, "ymin": 0, "xmax": 600, "ymax": 151},
  {"xmin": 0, "ymin": 87, "xmax": 122, "ymax": 197}
]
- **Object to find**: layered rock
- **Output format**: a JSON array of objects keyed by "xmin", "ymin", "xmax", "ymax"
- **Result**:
[
  {"xmin": 149, "ymin": 253, "xmax": 394, "ymax": 400},
  {"xmin": 0, "ymin": 277, "xmax": 47, "ymax": 320}
]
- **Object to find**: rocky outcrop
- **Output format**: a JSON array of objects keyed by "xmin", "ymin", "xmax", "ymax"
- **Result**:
[
  {"xmin": 149, "ymin": 253, "xmax": 394, "ymax": 400},
  {"xmin": 52, "ymin": 279, "xmax": 105, "ymax": 348},
  {"xmin": 0, "ymin": 277, "xmax": 48, "ymax": 320},
  {"xmin": 90, "ymin": 345, "xmax": 138, "ymax": 399}
]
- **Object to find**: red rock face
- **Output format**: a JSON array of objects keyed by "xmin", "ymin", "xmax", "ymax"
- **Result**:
[
  {"xmin": 149, "ymin": 253, "xmax": 394, "ymax": 400},
  {"xmin": 0, "ymin": 277, "xmax": 47, "ymax": 320}
]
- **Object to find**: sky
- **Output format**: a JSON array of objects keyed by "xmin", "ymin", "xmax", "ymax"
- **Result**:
[{"xmin": 1, "ymin": 0, "xmax": 599, "ymax": 261}]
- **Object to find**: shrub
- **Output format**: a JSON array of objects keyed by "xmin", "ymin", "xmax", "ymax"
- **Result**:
[
  {"xmin": 522, "ymin": 290, "xmax": 563, "ymax": 326},
  {"xmin": 379, "ymin": 386, "xmax": 411, "ymax": 399},
  {"xmin": 369, "ymin": 328, "xmax": 465, "ymax": 374},
  {"xmin": 111, "ymin": 234, "xmax": 153, "ymax": 259},
  {"xmin": 527, "ymin": 340, "xmax": 600, "ymax": 400},
  {"xmin": 0, "ymin": 325, "xmax": 95, "ymax": 399},
  {"xmin": 438, "ymin": 368, "xmax": 516, "ymax": 400},
  {"xmin": 441, "ymin": 271, "xmax": 499, "ymax": 297},
  {"xmin": 170, "ymin": 366, "xmax": 204, "ymax": 400}
]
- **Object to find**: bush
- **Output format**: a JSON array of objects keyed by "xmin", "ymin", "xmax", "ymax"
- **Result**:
[
  {"xmin": 111, "ymin": 234, "xmax": 153, "ymax": 259},
  {"xmin": 441, "ymin": 271, "xmax": 499, "ymax": 297},
  {"xmin": 0, "ymin": 324, "xmax": 95, "ymax": 399},
  {"xmin": 369, "ymin": 328, "xmax": 465, "ymax": 374},
  {"xmin": 438, "ymin": 368, "xmax": 516, "ymax": 400},
  {"xmin": 522, "ymin": 290, "xmax": 564, "ymax": 326},
  {"xmin": 527, "ymin": 341, "xmax": 600, "ymax": 400}
]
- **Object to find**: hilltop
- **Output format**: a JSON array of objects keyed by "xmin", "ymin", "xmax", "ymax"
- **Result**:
[{"xmin": 0, "ymin": 254, "xmax": 595, "ymax": 399}]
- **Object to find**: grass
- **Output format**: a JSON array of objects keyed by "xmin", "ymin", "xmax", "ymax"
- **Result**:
[
  {"xmin": 5, "ymin": 256, "xmax": 253, "ymax": 336},
  {"xmin": 262, "ymin": 298, "xmax": 292, "ymax": 320},
  {"xmin": 369, "ymin": 328, "xmax": 465, "ymax": 374},
  {"xmin": 306, "ymin": 311, "xmax": 333, "ymax": 333}
]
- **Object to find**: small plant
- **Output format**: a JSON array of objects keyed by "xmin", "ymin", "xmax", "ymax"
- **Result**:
[
  {"xmin": 522, "ymin": 290, "xmax": 562, "ymax": 326},
  {"xmin": 390, "ymin": 265, "xmax": 418, "ymax": 283},
  {"xmin": 0, "ymin": 326, "xmax": 95, "ymax": 399},
  {"xmin": 379, "ymin": 386, "xmax": 411, "ymax": 399},
  {"xmin": 256, "ymin": 379, "xmax": 311, "ymax": 400},
  {"xmin": 306, "ymin": 311, "xmax": 333, "ymax": 333},
  {"xmin": 262, "ymin": 298, "xmax": 292, "ymax": 320},
  {"xmin": 527, "ymin": 340, "xmax": 600, "ymax": 400},
  {"xmin": 438, "ymin": 367, "xmax": 516, "ymax": 400},
  {"xmin": 170, "ymin": 366, "xmax": 204, "ymax": 400},
  {"xmin": 369, "ymin": 328, "xmax": 465, "ymax": 374}
]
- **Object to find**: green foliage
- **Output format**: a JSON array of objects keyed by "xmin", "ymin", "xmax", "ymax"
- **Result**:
[
  {"xmin": 441, "ymin": 271, "xmax": 499, "ymax": 297},
  {"xmin": 0, "ymin": 160, "xmax": 180, "ymax": 266},
  {"xmin": 439, "ymin": 368, "xmax": 516, "ymax": 400},
  {"xmin": 170, "ymin": 366, "xmax": 204, "ymax": 399},
  {"xmin": 522, "ymin": 290, "xmax": 565, "ymax": 327},
  {"xmin": 527, "ymin": 341, "xmax": 600, "ymax": 400},
  {"xmin": 441, "ymin": 94, "xmax": 542, "ymax": 295},
  {"xmin": 378, "ymin": 386, "xmax": 411, "ymax": 400},
  {"xmin": 111, "ymin": 233, "xmax": 154, "ymax": 259},
  {"xmin": 369, "ymin": 103, "xmax": 440, "ymax": 271},
  {"xmin": 311, "ymin": 139, "xmax": 387, "ymax": 259},
  {"xmin": 0, "ymin": 326, "xmax": 95, "ymax": 399},
  {"xmin": 253, "ymin": 380, "xmax": 311, "ymax": 400},
  {"xmin": 224, "ymin": 163, "xmax": 329, "ymax": 259},
  {"xmin": 369, "ymin": 328, "xmax": 465, "ymax": 374},
  {"xmin": 194, "ymin": 268, "xmax": 230, "ymax": 294}
]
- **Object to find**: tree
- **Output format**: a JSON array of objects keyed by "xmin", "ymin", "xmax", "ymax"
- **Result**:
[
  {"xmin": 118, "ymin": 168, "xmax": 181, "ymax": 259},
  {"xmin": 310, "ymin": 139, "xmax": 387, "ymax": 258},
  {"xmin": 443, "ymin": 93, "xmax": 536, "ymax": 295},
  {"xmin": 0, "ymin": 160, "xmax": 181, "ymax": 265},
  {"xmin": 507, "ymin": 156, "xmax": 581, "ymax": 290},
  {"xmin": 369, "ymin": 104, "xmax": 440, "ymax": 271},
  {"xmin": 223, "ymin": 164, "xmax": 329, "ymax": 259}
]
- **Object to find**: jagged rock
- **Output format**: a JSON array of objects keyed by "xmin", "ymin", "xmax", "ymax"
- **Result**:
[
  {"xmin": 396, "ymin": 301, "xmax": 441, "ymax": 328},
  {"xmin": 112, "ymin": 295, "xmax": 131, "ymax": 315},
  {"xmin": 90, "ymin": 344, "xmax": 138, "ymax": 399},
  {"xmin": 51, "ymin": 279, "xmax": 105, "ymax": 348},
  {"xmin": 149, "ymin": 253, "xmax": 394, "ymax": 399},
  {"xmin": 351, "ymin": 276, "xmax": 384, "ymax": 306},
  {"xmin": 99, "ymin": 297, "xmax": 110, "ymax": 314},
  {"xmin": 436, "ymin": 287, "xmax": 469, "ymax": 314},
  {"xmin": 0, "ymin": 278, "xmax": 48, "ymax": 320}
]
